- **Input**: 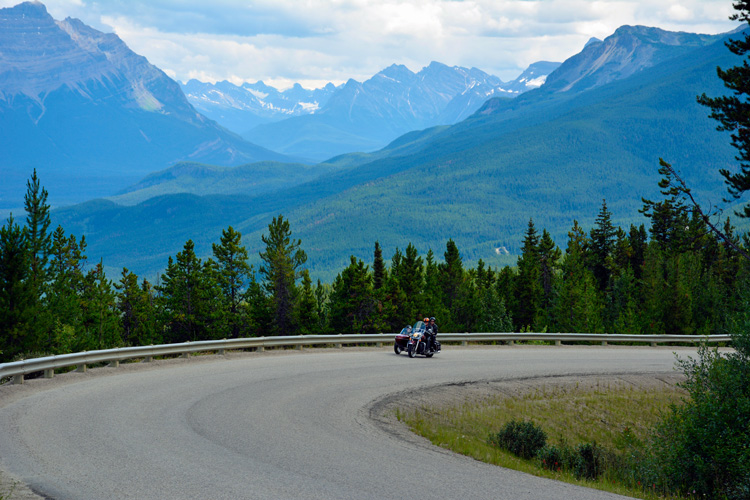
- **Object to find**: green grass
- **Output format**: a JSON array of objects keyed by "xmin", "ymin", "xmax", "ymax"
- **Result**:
[{"xmin": 397, "ymin": 380, "xmax": 687, "ymax": 499}]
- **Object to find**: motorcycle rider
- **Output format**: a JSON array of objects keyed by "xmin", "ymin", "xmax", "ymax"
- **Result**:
[{"xmin": 427, "ymin": 317, "xmax": 438, "ymax": 352}]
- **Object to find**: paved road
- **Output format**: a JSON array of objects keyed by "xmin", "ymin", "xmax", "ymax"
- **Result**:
[{"xmin": 0, "ymin": 346, "xmax": 690, "ymax": 499}]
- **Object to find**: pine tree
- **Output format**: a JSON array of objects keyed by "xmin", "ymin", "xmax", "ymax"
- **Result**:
[
  {"xmin": 80, "ymin": 261, "xmax": 121, "ymax": 350},
  {"xmin": 514, "ymin": 219, "xmax": 543, "ymax": 330},
  {"xmin": 439, "ymin": 239, "xmax": 463, "ymax": 313},
  {"xmin": 46, "ymin": 227, "xmax": 87, "ymax": 353},
  {"xmin": 327, "ymin": 256, "xmax": 378, "ymax": 334},
  {"xmin": 554, "ymin": 221, "xmax": 604, "ymax": 333},
  {"xmin": 537, "ymin": 229, "xmax": 561, "ymax": 325},
  {"xmin": 158, "ymin": 240, "xmax": 222, "ymax": 342},
  {"xmin": 115, "ymin": 268, "xmax": 159, "ymax": 346},
  {"xmin": 212, "ymin": 226, "xmax": 251, "ymax": 338},
  {"xmin": 296, "ymin": 269, "xmax": 320, "ymax": 335},
  {"xmin": 589, "ymin": 199, "xmax": 617, "ymax": 292},
  {"xmin": 258, "ymin": 215, "xmax": 307, "ymax": 336},
  {"xmin": 373, "ymin": 241, "xmax": 386, "ymax": 291},
  {"xmin": 0, "ymin": 215, "xmax": 32, "ymax": 360},
  {"xmin": 23, "ymin": 170, "xmax": 52, "ymax": 351},
  {"xmin": 697, "ymin": 1, "xmax": 750, "ymax": 217}
]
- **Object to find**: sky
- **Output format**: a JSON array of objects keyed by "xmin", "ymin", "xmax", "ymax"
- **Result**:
[{"xmin": 4, "ymin": 0, "xmax": 741, "ymax": 89}]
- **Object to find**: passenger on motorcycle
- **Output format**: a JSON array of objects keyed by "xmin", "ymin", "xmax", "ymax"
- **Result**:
[{"xmin": 424, "ymin": 317, "xmax": 438, "ymax": 353}]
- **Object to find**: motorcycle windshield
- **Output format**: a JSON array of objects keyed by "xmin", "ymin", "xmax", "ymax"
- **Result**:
[{"xmin": 413, "ymin": 321, "xmax": 426, "ymax": 332}]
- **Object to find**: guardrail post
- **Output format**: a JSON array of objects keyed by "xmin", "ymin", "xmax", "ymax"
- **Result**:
[
  {"xmin": 555, "ymin": 340, "xmax": 561, "ymax": 346},
  {"xmin": 180, "ymin": 352, "xmax": 189, "ymax": 359},
  {"xmin": 376, "ymin": 342, "xmax": 382, "ymax": 348},
  {"xmin": 108, "ymin": 360, "xmax": 119, "ymax": 368},
  {"xmin": 336, "ymin": 334, "xmax": 342, "ymax": 348},
  {"xmin": 12, "ymin": 374, "xmax": 24, "ymax": 385},
  {"xmin": 295, "ymin": 344, "xmax": 303, "ymax": 351},
  {"xmin": 651, "ymin": 342, "xmax": 658, "ymax": 347},
  {"xmin": 44, "ymin": 368, "xmax": 54, "ymax": 378},
  {"xmin": 601, "ymin": 341, "xmax": 608, "ymax": 346},
  {"xmin": 76, "ymin": 364, "xmax": 87, "ymax": 373},
  {"xmin": 144, "ymin": 356, "xmax": 153, "ymax": 362},
  {"xmin": 257, "ymin": 346, "xmax": 265, "ymax": 352},
  {"xmin": 508, "ymin": 340, "xmax": 514, "ymax": 346}
]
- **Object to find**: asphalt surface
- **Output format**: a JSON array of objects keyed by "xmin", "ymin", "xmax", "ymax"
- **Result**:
[{"xmin": 0, "ymin": 345, "xmax": 691, "ymax": 500}]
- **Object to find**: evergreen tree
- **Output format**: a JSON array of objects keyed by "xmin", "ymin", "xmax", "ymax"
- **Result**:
[
  {"xmin": 296, "ymin": 269, "xmax": 320, "ymax": 335},
  {"xmin": 80, "ymin": 261, "xmax": 121, "ymax": 350},
  {"xmin": 245, "ymin": 272, "xmax": 273, "ymax": 336},
  {"xmin": 697, "ymin": 1, "xmax": 750, "ymax": 217},
  {"xmin": 212, "ymin": 226, "xmax": 251, "ymax": 338},
  {"xmin": 258, "ymin": 215, "xmax": 307, "ymax": 336},
  {"xmin": 589, "ymin": 199, "xmax": 617, "ymax": 291},
  {"xmin": 537, "ymin": 229, "xmax": 561, "ymax": 325},
  {"xmin": 514, "ymin": 219, "xmax": 543, "ymax": 330},
  {"xmin": 115, "ymin": 268, "xmax": 159, "ymax": 346},
  {"xmin": 23, "ymin": 170, "xmax": 52, "ymax": 351},
  {"xmin": 439, "ymin": 239, "xmax": 463, "ymax": 313},
  {"xmin": 641, "ymin": 243, "xmax": 668, "ymax": 335},
  {"xmin": 554, "ymin": 221, "xmax": 604, "ymax": 333},
  {"xmin": 0, "ymin": 215, "xmax": 32, "ymax": 360},
  {"xmin": 327, "ymin": 256, "xmax": 379, "ymax": 334},
  {"xmin": 373, "ymin": 241, "xmax": 386, "ymax": 291},
  {"xmin": 158, "ymin": 240, "xmax": 222, "ymax": 342},
  {"xmin": 46, "ymin": 227, "xmax": 87, "ymax": 353}
]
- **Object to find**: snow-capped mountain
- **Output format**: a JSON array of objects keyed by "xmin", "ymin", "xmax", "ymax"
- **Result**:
[
  {"xmin": 237, "ymin": 61, "xmax": 560, "ymax": 161},
  {"xmin": 0, "ymin": 1, "xmax": 288, "ymax": 206},
  {"xmin": 180, "ymin": 79, "xmax": 340, "ymax": 133}
]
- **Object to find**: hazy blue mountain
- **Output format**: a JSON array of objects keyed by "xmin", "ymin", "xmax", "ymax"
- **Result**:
[
  {"xmin": 49, "ymin": 25, "xmax": 743, "ymax": 281},
  {"xmin": 180, "ymin": 79, "xmax": 340, "ymax": 133},
  {"xmin": 0, "ymin": 2, "xmax": 290, "ymax": 208},
  {"xmin": 109, "ymin": 160, "xmax": 340, "ymax": 206},
  {"xmin": 240, "ymin": 61, "xmax": 559, "ymax": 161}
]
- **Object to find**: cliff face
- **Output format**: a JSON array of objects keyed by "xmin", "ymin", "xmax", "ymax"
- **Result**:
[
  {"xmin": 0, "ymin": 2, "xmax": 289, "ymax": 206},
  {"xmin": 0, "ymin": 2, "xmax": 199, "ymax": 123}
]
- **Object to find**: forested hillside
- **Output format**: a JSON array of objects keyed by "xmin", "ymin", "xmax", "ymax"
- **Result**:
[{"xmin": 2, "ymin": 171, "xmax": 748, "ymax": 363}]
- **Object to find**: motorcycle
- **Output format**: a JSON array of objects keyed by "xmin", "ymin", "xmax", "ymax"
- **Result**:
[
  {"xmin": 406, "ymin": 320, "xmax": 440, "ymax": 358},
  {"xmin": 393, "ymin": 326, "xmax": 412, "ymax": 355}
]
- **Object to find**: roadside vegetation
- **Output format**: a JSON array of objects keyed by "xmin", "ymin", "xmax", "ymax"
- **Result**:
[{"xmin": 398, "ymin": 380, "xmax": 687, "ymax": 499}]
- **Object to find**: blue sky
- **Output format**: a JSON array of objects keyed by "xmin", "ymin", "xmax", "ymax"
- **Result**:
[{"xmin": 6, "ymin": 0, "xmax": 740, "ymax": 89}]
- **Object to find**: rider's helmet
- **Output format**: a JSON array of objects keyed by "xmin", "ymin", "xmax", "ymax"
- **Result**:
[
  {"xmin": 423, "ymin": 317, "xmax": 429, "ymax": 323},
  {"xmin": 430, "ymin": 317, "xmax": 436, "ymax": 322}
]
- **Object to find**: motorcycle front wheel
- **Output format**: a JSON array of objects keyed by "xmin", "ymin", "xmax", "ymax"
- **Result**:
[{"xmin": 407, "ymin": 343, "xmax": 416, "ymax": 358}]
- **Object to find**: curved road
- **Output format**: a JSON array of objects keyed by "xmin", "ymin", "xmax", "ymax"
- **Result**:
[{"xmin": 0, "ymin": 346, "xmax": 689, "ymax": 499}]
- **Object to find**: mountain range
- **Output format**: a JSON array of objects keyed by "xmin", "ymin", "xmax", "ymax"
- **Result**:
[
  {"xmin": 239, "ymin": 61, "xmax": 560, "ymax": 161},
  {"xmin": 0, "ymin": 2, "xmax": 290, "ymax": 208},
  {"xmin": 48, "ymin": 23, "xmax": 746, "ymax": 281}
]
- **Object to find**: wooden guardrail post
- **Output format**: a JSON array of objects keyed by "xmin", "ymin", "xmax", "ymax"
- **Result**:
[
  {"xmin": 44, "ymin": 368, "xmax": 54, "ymax": 378},
  {"xmin": 12, "ymin": 374, "xmax": 24, "ymax": 385},
  {"xmin": 76, "ymin": 364, "xmax": 87, "ymax": 373}
]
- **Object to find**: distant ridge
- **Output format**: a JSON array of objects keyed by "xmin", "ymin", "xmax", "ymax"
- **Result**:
[{"xmin": 185, "ymin": 60, "xmax": 560, "ymax": 162}]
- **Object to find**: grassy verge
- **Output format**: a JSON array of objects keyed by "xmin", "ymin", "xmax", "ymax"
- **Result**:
[{"xmin": 397, "ymin": 380, "xmax": 687, "ymax": 499}]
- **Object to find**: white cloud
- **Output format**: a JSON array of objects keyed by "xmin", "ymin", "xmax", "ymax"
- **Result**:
[{"xmin": 0, "ymin": 0, "xmax": 740, "ymax": 87}]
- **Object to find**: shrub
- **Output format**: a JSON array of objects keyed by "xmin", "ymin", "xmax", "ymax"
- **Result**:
[
  {"xmin": 489, "ymin": 419, "xmax": 547, "ymax": 459},
  {"xmin": 650, "ymin": 314, "xmax": 750, "ymax": 499}
]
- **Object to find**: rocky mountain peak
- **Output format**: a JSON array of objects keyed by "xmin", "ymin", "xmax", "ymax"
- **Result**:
[{"xmin": 542, "ymin": 25, "xmax": 722, "ymax": 94}]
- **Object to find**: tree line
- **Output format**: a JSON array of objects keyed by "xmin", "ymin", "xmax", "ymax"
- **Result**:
[{"xmin": 1, "ymin": 166, "xmax": 748, "ymax": 363}]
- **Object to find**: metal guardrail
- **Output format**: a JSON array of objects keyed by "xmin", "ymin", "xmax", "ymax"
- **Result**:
[{"xmin": 0, "ymin": 332, "xmax": 732, "ymax": 385}]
